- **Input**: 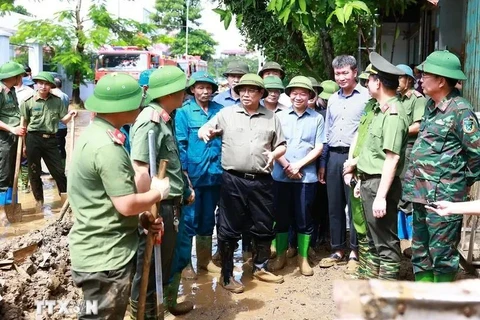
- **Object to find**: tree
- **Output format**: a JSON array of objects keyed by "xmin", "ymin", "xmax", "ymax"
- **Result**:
[
  {"xmin": 207, "ymin": 56, "xmax": 259, "ymax": 80},
  {"xmin": 152, "ymin": 0, "xmax": 218, "ymax": 61},
  {"xmin": 10, "ymin": 0, "xmax": 154, "ymax": 106}
]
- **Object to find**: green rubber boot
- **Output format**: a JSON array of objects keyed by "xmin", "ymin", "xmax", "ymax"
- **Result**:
[
  {"xmin": 196, "ymin": 236, "xmax": 221, "ymax": 274},
  {"xmin": 268, "ymin": 232, "xmax": 288, "ymax": 271},
  {"xmin": 298, "ymin": 233, "xmax": 313, "ymax": 276},
  {"xmin": 415, "ymin": 271, "xmax": 434, "ymax": 282},
  {"xmin": 164, "ymin": 273, "xmax": 193, "ymax": 316},
  {"xmin": 434, "ymin": 272, "xmax": 457, "ymax": 282}
]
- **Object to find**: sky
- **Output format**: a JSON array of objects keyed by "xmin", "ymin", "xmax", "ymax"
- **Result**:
[{"xmin": 14, "ymin": 0, "xmax": 244, "ymax": 56}]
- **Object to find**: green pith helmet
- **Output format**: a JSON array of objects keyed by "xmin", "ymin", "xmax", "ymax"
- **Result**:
[
  {"xmin": 258, "ymin": 61, "xmax": 285, "ymax": 79},
  {"xmin": 319, "ymin": 80, "xmax": 340, "ymax": 100},
  {"xmin": 0, "ymin": 61, "xmax": 25, "ymax": 80},
  {"xmin": 85, "ymin": 73, "xmax": 143, "ymax": 113},
  {"xmin": 308, "ymin": 76, "xmax": 323, "ymax": 94},
  {"xmin": 32, "ymin": 71, "xmax": 56, "ymax": 88},
  {"xmin": 359, "ymin": 64, "xmax": 372, "ymax": 80},
  {"xmin": 233, "ymin": 73, "xmax": 268, "ymax": 98},
  {"xmin": 186, "ymin": 71, "xmax": 218, "ymax": 95},
  {"xmin": 417, "ymin": 50, "xmax": 467, "ymax": 80},
  {"xmin": 148, "ymin": 66, "xmax": 188, "ymax": 101},
  {"xmin": 223, "ymin": 61, "xmax": 250, "ymax": 77},
  {"xmin": 263, "ymin": 75, "xmax": 285, "ymax": 92},
  {"xmin": 285, "ymin": 76, "xmax": 316, "ymax": 99}
]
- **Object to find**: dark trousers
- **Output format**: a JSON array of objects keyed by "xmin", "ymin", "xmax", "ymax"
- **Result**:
[
  {"xmin": 130, "ymin": 202, "xmax": 178, "ymax": 317},
  {"xmin": 0, "ymin": 131, "xmax": 18, "ymax": 191},
  {"xmin": 72, "ymin": 258, "xmax": 134, "ymax": 320},
  {"xmin": 56, "ymin": 128, "xmax": 68, "ymax": 159},
  {"xmin": 312, "ymin": 182, "xmax": 329, "ymax": 244},
  {"xmin": 26, "ymin": 133, "xmax": 67, "ymax": 201},
  {"xmin": 326, "ymin": 151, "xmax": 357, "ymax": 251},
  {"xmin": 274, "ymin": 181, "xmax": 316, "ymax": 235},
  {"xmin": 217, "ymin": 171, "xmax": 275, "ymax": 266}
]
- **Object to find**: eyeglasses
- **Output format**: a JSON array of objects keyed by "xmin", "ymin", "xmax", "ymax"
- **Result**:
[
  {"xmin": 239, "ymin": 88, "xmax": 259, "ymax": 95},
  {"xmin": 421, "ymin": 73, "xmax": 437, "ymax": 80}
]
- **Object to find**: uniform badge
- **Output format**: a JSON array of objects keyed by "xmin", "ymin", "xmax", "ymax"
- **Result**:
[
  {"xmin": 107, "ymin": 129, "xmax": 126, "ymax": 145},
  {"xmin": 150, "ymin": 109, "xmax": 161, "ymax": 123},
  {"xmin": 463, "ymin": 116, "xmax": 477, "ymax": 134},
  {"xmin": 159, "ymin": 109, "xmax": 171, "ymax": 122}
]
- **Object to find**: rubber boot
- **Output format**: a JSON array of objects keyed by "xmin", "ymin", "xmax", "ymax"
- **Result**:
[
  {"xmin": 164, "ymin": 273, "xmax": 194, "ymax": 316},
  {"xmin": 269, "ymin": 232, "xmax": 288, "ymax": 271},
  {"xmin": 220, "ymin": 240, "xmax": 244, "ymax": 293},
  {"xmin": 286, "ymin": 246, "xmax": 298, "ymax": 258},
  {"xmin": 196, "ymin": 236, "xmax": 221, "ymax": 274},
  {"xmin": 252, "ymin": 240, "xmax": 284, "ymax": 283},
  {"xmin": 270, "ymin": 238, "xmax": 277, "ymax": 259},
  {"xmin": 434, "ymin": 272, "xmax": 456, "ymax": 282},
  {"xmin": 297, "ymin": 233, "xmax": 314, "ymax": 276},
  {"xmin": 378, "ymin": 261, "xmax": 400, "ymax": 280},
  {"xmin": 60, "ymin": 193, "xmax": 68, "ymax": 206},
  {"xmin": 415, "ymin": 271, "xmax": 434, "ymax": 282},
  {"xmin": 355, "ymin": 235, "xmax": 368, "ymax": 279},
  {"xmin": 181, "ymin": 261, "xmax": 197, "ymax": 280}
]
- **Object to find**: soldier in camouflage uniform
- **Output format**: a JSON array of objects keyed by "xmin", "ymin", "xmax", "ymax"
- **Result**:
[
  {"xmin": 403, "ymin": 50, "xmax": 480, "ymax": 282},
  {"xmin": 355, "ymin": 52, "xmax": 409, "ymax": 280}
]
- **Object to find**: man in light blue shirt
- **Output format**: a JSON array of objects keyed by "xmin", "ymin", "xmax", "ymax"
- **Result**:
[
  {"xmin": 270, "ymin": 76, "xmax": 324, "ymax": 277},
  {"xmin": 212, "ymin": 60, "xmax": 249, "ymax": 107}
]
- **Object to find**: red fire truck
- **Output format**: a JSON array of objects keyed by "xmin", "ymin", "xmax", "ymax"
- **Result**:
[
  {"xmin": 175, "ymin": 55, "xmax": 208, "ymax": 77},
  {"xmin": 94, "ymin": 46, "xmax": 177, "ymax": 82}
]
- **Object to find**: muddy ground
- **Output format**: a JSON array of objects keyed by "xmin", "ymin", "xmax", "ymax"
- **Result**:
[{"xmin": 0, "ymin": 179, "xmax": 476, "ymax": 320}]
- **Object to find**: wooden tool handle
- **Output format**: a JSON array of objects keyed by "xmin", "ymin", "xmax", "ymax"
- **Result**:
[
  {"xmin": 11, "ymin": 117, "xmax": 25, "ymax": 204},
  {"xmin": 150, "ymin": 160, "xmax": 168, "ymax": 220}
]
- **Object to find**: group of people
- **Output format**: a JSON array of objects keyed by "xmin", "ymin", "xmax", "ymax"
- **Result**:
[{"xmin": 0, "ymin": 62, "xmax": 76, "ymax": 225}]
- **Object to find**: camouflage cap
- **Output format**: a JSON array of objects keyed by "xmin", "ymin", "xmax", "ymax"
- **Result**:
[
  {"xmin": 358, "ymin": 64, "xmax": 372, "ymax": 80},
  {"xmin": 233, "ymin": 73, "xmax": 268, "ymax": 98},
  {"xmin": 258, "ymin": 61, "xmax": 285, "ymax": 79},
  {"xmin": 0, "ymin": 61, "xmax": 25, "ymax": 80},
  {"xmin": 148, "ymin": 66, "xmax": 188, "ymax": 100},
  {"xmin": 85, "ymin": 73, "xmax": 143, "ymax": 113},
  {"xmin": 33, "ymin": 71, "xmax": 56, "ymax": 88},
  {"xmin": 319, "ymin": 80, "xmax": 340, "ymax": 100},
  {"xmin": 396, "ymin": 64, "xmax": 415, "ymax": 79},
  {"xmin": 263, "ymin": 75, "xmax": 285, "ymax": 92},
  {"xmin": 187, "ymin": 71, "xmax": 218, "ymax": 95},
  {"xmin": 417, "ymin": 50, "xmax": 467, "ymax": 80},
  {"xmin": 285, "ymin": 76, "xmax": 316, "ymax": 99},
  {"xmin": 223, "ymin": 61, "xmax": 250, "ymax": 77}
]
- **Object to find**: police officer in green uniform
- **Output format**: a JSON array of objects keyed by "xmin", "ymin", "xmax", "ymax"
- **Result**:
[
  {"xmin": 0, "ymin": 61, "xmax": 26, "ymax": 221},
  {"xmin": 403, "ymin": 50, "xmax": 480, "ymax": 282},
  {"xmin": 129, "ymin": 66, "xmax": 195, "ymax": 317},
  {"xmin": 20, "ymin": 72, "xmax": 76, "ymax": 210},
  {"xmin": 68, "ymin": 73, "xmax": 169, "ymax": 319},
  {"xmin": 355, "ymin": 52, "xmax": 409, "ymax": 280}
]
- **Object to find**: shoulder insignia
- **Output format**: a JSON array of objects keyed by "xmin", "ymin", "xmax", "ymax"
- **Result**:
[
  {"xmin": 107, "ymin": 129, "xmax": 126, "ymax": 145},
  {"xmin": 463, "ymin": 116, "xmax": 477, "ymax": 134},
  {"xmin": 159, "ymin": 109, "xmax": 171, "ymax": 123},
  {"xmin": 149, "ymin": 108, "xmax": 161, "ymax": 124},
  {"xmin": 24, "ymin": 91, "xmax": 35, "ymax": 101},
  {"xmin": 413, "ymin": 90, "xmax": 423, "ymax": 98},
  {"xmin": 389, "ymin": 103, "xmax": 398, "ymax": 115},
  {"xmin": 0, "ymin": 86, "xmax": 4, "ymax": 93},
  {"xmin": 405, "ymin": 90, "xmax": 412, "ymax": 99}
]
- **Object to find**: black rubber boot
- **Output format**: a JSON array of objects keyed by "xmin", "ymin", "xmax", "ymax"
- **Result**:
[{"xmin": 219, "ymin": 240, "xmax": 244, "ymax": 293}]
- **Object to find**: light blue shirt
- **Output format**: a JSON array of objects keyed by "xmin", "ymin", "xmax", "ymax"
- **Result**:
[
  {"xmin": 272, "ymin": 107, "xmax": 325, "ymax": 183},
  {"xmin": 212, "ymin": 88, "xmax": 240, "ymax": 107}
]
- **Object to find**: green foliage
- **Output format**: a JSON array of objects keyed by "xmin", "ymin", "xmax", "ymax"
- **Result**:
[
  {"xmin": 170, "ymin": 29, "xmax": 218, "ymax": 61},
  {"xmin": 207, "ymin": 56, "xmax": 259, "ymax": 79}
]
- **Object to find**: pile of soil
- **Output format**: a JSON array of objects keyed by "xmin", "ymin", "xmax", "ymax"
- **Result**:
[{"xmin": 0, "ymin": 217, "xmax": 81, "ymax": 320}]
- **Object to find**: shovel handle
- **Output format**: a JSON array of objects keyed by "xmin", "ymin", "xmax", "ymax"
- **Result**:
[{"xmin": 11, "ymin": 117, "xmax": 25, "ymax": 205}]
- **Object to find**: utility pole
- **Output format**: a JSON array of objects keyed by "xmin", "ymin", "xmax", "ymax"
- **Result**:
[{"xmin": 185, "ymin": 0, "xmax": 189, "ymax": 56}]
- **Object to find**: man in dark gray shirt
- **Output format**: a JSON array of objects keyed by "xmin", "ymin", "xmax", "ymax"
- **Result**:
[{"xmin": 318, "ymin": 55, "xmax": 369, "ymax": 273}]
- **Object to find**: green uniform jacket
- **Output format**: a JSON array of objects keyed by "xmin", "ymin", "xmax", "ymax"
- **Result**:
[
  {"xmin": 403, "ymin": 90, "xmax": 480, "ymax": 206},
  {"xmin": 130, "ymin": 102, "xmax": 185, "ymax": 199},
  {"xmin": 20, "ymin": 91, "xmax": 67, "ymax": 133},
  {"xmin": 399, "ymin": 89, "xmax": 427, "ymax": 144},
  {"xmin": 357, "ymin": 96, "xmax": 409, "ymax": 176},
  {"xmin": 353, "ymin": 98, "xmax": 377, "ymax": 159},
  {"xmin": 68, "ymin": 117, "xmax": 138, "ymax": 272},
  {"xmin": 0, "ymin": 82, "xmax": 20, "ymax": 127}
]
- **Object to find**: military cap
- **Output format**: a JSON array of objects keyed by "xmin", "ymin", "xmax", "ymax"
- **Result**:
[
  {"xmin": 417, "ymin": 50, "xmax": 467, "ymax": 80},
  {"xmin": 285, "ymin": 76, "xmax": 316, "ymax": 99},
  {"xmin": 308, "ymin": 76, "xmax": 323, "ymax": 94},
  {"xmin": 358, "ymin": 64, "xmax": 372, "ymax": 80},
  {"xmin": 0, "ymin": 61, "xmax": 26, "ymax": 80},
  {"xmin": 233, "ymin": 73, "xmax": 268, "ymax": 98},
  {"xmin": 222, "ymin": 61, "xmax": 250, "ymax": 77},
  {"xmin": 187, "ymin": 71, "xmax": 218, "ymax": 95},
  {"xmin": 369, "ymin": 52, "xmax": 405, "ymax": 80},
  {"xmin": 138, "ymin": 69, "xmax": 156, "ymax": 87},
  {"xmin": 319, "ymin": 80, "xmax": 340, "ymax": 100},
  {"xmin": 258, "ymin": 61, "xmax": 285, "ymax": 79},
  {"xmin": 395, "ymin": 64, "xmax": 415, "ymax": 79},
  {"xmin": 148, "ymin": 66, "xmax": 189, "ymax": 101},
  {"xmin": 33, "ymin": 71, "xmax": 56, "ymax": 88},
  {"xmin": 86, "ymin": 73, "xmax": 143, "ymax": 113},
  {"xmin": 264, "ymin": 75, "xmax": 285, "ymax": 92}
]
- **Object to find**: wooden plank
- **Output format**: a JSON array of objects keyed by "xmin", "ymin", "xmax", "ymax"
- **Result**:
[{"xmin": 13, "ymin": 243, "xmax": 39, "ymax": 265}]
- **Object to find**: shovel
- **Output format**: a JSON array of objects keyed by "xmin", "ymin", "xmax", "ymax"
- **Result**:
[{"xmin": 3, "ymin": 117, "xmax": 25, "ymax": 223}]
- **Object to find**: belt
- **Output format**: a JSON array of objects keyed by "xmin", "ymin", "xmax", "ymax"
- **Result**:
[
  {"xmin": 358, "ymin": 173, "xmax": 382, "ymax": 181},
  {"xmin": 227, "ymin": 170, "xmax": 272, "ymax": 181},
  {"xmin": 162, "ymin": 196, "xmax": 182, "ymax": 207},
  {"xmin": 329, "ymin": 146, "xmax": 350, "ymax": 154},
  {"xmin": 30, "ymin": 131, "xmax": 56, "ymax": 139}
]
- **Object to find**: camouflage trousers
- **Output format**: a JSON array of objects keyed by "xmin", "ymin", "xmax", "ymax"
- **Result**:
[
  {"xmin": 411, "ymin": 203, "xmax": 462, "ymax": 277},
  {"xmin": 360, "ymin": 177, "xmax": 402, "ymax": 280}
]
